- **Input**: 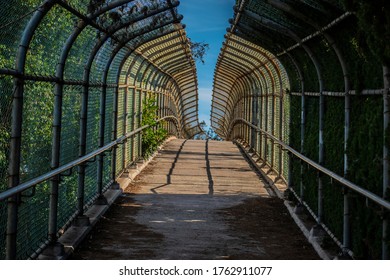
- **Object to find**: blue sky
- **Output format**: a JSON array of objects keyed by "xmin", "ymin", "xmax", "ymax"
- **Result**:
[{"xmin": 179, "ymin": 0, "xmax": 236, "ymax": 127}]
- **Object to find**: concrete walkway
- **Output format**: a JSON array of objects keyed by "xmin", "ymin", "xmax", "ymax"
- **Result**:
[{"xmin": 72, "ymin": 139, "xmax": 319, "ymax": 260}]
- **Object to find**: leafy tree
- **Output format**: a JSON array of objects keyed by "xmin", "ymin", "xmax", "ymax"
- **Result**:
[
  {"xmin": 194, "ymin": 120, "xmax": 221, "ymax": 140},
  {"xmin": 188, "ymin": 38, "xmax": 209, "ymax": 64}
]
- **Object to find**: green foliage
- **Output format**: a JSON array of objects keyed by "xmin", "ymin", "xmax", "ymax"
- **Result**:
[
  {"xmin": 289, "ymin": 93, "xmax": 385, "ymax": 259},
  {"xmin": 347, "ymin": 96, "xmax": 383, "ymax": 259},
  {"xmin": 0, "ymin": 0, "xmax": 108, "ymax": 259},
  {"xmin": 331, "ymin": 16, "xmax": 383, "ymax": 92},
  {"xmin": 285, "ymin": 4, "xmax": 387, "ymax": 258},
  {"xmin": 194, "ymin": 121, "xmax": 222, "ymax": 140},
  {"xmin": 322, "ymin": 97, "xmax": 344, "ymax": 240},
  {"xmin": 343, "ymin": 0, "xmax": 390, "ymax": 65},
  {"xmin": 141, "ymin": 94, "xmax": 168, "ymax": 158},
  {"xmin": 279, "ymin": 57, "xmax": 301, "ymax": 92},
  {"xmin": 290, "ymin": 48, "xmax": 319, "ymax": 92},
  {"xmin": 188, "ymin": 38, "xmax": 209, "ymax": 64}
]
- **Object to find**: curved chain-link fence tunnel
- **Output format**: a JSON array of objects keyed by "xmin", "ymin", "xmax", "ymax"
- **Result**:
[
  {"xmin": 212, "ymin": 0, "xmax": 389, "ymax": 260},
  {"xmin": 0, "ymin": 0, "xmax": 389, "ymax": 260}
]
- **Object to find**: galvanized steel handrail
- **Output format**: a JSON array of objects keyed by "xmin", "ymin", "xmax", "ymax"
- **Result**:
[
  {"xmin": 229, "ymin": 118, "xmax": 390, "ymax": 210},
  {"xmin": 0, "ymin": 115, "xmax": 178, "ymax": 202}
]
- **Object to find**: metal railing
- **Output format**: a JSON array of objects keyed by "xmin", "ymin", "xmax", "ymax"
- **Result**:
[
  {"xmin": 229, "ymin": 118, "xmax": 390, "ymax": 258},
  {"xmin": 0, "ymin": 116, "xmax": 178, "ymax": 202},
  {"xmin": 0, "ymin": 115, "xmax": 179, "ymax": 259}
]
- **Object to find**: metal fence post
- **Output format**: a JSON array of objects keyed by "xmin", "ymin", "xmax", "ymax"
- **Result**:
[
  {"xmin": 111, "ymin": 86, "xmax": 119, "ymax": 189},
  {"xmin": 343, "ymin": 81, "xmax": 351, "ymax": 255},
  {"xmin": 132, "ymin": 89, "xmax": 137, "ymax": 161},
  {"xmin": 271, "ymin": 88, "xmax": 275, "ymax": 170},
  {"xmin": 138, "ymin": 89, "xmax": 143, "ymax": 158},
  {"xmin": 278, "ymin": 91, "xmax": 284, "ymax": 178},
  {"xmin": 6, "ymin": 1, "xmax": 55, "ymax": 259},
  {"xmin": 252, "ymin": 91, "xmax": 259, "ymax": 153},
  {"xmin": 258, "ymin": 92, "xmax": 263, "ymax": 159},
  {"xmin": 287, "ymin": 92, "xmax": 293, "ymax": 191},
  {"xmin": 96, "ymin": 82, "xmax": 108, "ymax": 205},
  {"xmin": 383, "ymin": 65, "xmax": 389, "ymax": 260},
  {"xmin": 75, "ymin": 74, "xmax": 91, "ymax": 226},
  {"xmin": 301, "ymin": 44, "xmax": 324, "ymax": 231},
  {"xmin": 45, "ymin": 61, "xmax": 66, "ymax": 257},
  {"xmin": 122, "ymin": 86, "xmax": 129, "ymax": 168},
  {"xmin": 318, "ymin": 89, "xmax": 325, "ymax": 224},
  {"xmin": 264, "ymin": 92, "xmax": 269, "ymax": 165},
  {"xmin": 301, "ymin": 88, "xmax": 306, "ymax": 201}
]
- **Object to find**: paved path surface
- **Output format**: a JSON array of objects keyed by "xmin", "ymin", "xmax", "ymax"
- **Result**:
[{"xmin": 73, "ymin": 139, "xmax": 319, "ymax": 260}]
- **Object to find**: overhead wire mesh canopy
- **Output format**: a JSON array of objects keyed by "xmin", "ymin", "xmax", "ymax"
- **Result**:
[
  {"xmin": 231, "ymin": 0, "xmax": 346, "ymax": 54},
  {"xmin": 212, "ymin": 33, "xmax": 289, "ymax": 138},
  {"xmin": 136, "ymin": 30, "xmax": 200, "ymax": 135},
  {"xmin": 211, "ymin": 0, "xmax": 349, "ymax": 139}
]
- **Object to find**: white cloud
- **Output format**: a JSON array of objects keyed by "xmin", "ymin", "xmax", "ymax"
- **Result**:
[
  {"xmin": 196, "ymin": 87, "xmax": 213, "ymax": 127},
  {"xmin": 198, "ymin": 87, "xmax": 213, "ymax": 102}
]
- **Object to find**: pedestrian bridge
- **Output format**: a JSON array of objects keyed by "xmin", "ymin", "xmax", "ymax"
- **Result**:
[{"xmin": 0, "ymin": 0, "xmax": 389, "ymax": 260}]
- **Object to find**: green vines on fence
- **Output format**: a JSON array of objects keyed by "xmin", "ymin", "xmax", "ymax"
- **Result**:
[
  {"xmin": 343, "ymin": 0, "xmax": 390, "ymax": 66},
  {"xmin": 141, "ymin": 94, "xmax": 168, "ymax": 158},
  {"xmin": 289, "ymin": 93, "xmax": 384, "ymax": 259},
  {"xmin": 285, "ymin": 4, "xmax": 387, "ymax": 256}
]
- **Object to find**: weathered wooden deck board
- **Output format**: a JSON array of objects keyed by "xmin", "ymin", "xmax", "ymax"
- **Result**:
[{"xmin": 72, "ymin": 139, "xmax": 319, "ymax": 260}]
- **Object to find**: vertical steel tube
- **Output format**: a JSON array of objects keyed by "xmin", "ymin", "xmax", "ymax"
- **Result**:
[
  {"xmin": 286, "ymin": 52, "xmax": 304, "ymax": 197},
  {"xmin": 264, "ymin": 91, "xmax": 269, "ymax": 164},
  {"xmin": 322, "ymin": 32, "xmax": 351, "ymax": 254},
  {"xmin": 238, "ymin": 100, "xmax": 242, "ymax": 139},
  {"xmin": 138, "ymin": 89, "xmax": 142, "ymax": 157},
  {"xmin": 383, "ymin": 65, "xmax": 389, "ymax": 260},
  {"xmin": 301, "ymin": 86, "xmax": 306, "ymax": 200},
  {"xmin": 49, "ymin": 13, "xmax": 85, "ymax": 253},
  {"xmin": 122, "ymin": 86, "xmax": 128, "ymax": 168},
  {"xmin": 7, "ymin": 77, "xmax": 23, "ymax": 260},
  {"xmin": 318, "ymin": 95, "xmax": 325, "ymax": 223},
  {"xmin": 246, "ymin": 94, "xmax": 249, "ymax": 143},
  {"xmin": 278, "ymin": 89, "xmax": 284, "ymax": 178},
  {"xmin": 77, "ymin": 77, "xmax": 90, "ymax": 218},
  {"xmin": 271, "ymin": 87, "xmax": 275, "ymax": 170},
  {"xmin": 97, "ymin": 83, "xmax": 107, "ymax": 200},
  {"xmin": 249, "ymin": 92, "xmax": 252, "ymax": 145},
  {"xmin": 343, "ymin": 77, "xmax": 351, "ymax": 253},
  {"xmin": 252, "ymin": 92, "xmax": 259, "ymax": 152},
  {"xmin": 248, "ymin": 95, "xmax": 251, "ymax": 145},
  {"xmin": 49, "ymin": 68, "xmax": 64, "ymax": 243},
  {"xmin": 111, "ymin": 86, "xmax": 119, "ymax": 182},
  {"xmin": 239, "ymin": 99, "xmax": 242, "ymax": 140},
  {"xmin": 287, "ymin": 92, "xmax": 293, "ymax": 189},
  {"xmin": 243, "ymin": 98, "xmax": 246, "ymax": 141},
  {"xmin": 245, "ymin": 97, "xmax": 248, "ymax": 142},
  {"xmin": 124, "ymin": 55, "xmax": 140, "ymax": 164},
  {"xmin": 318, "ymin": 85, "xmax": 325, "ymax": 225},
  {"xmin": 258, "ymin": 92, "xmax": 263, "ymax": 159},
  {"xmin": 301, "ymin": 44, "xmax": 323, "ymax": 224},
  {"xmin": 130, "ymin": 88, "xmax": 136, "ymax": 161},
  {"xmin": 6, "ymin": 1, "xmax": 55, "ymax": 259},
  {"xmin": 76, "ymin": 29, "xmax": 111, "ymax": 219}
]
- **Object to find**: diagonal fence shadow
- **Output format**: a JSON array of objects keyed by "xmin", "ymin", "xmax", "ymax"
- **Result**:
[
  {"xmin": 150, "ymin": 139, "xmax": 188, "ymax": 194},
  {"xmin": 205, "ymin": 140, "xmax": 214, "ymax": 195}
]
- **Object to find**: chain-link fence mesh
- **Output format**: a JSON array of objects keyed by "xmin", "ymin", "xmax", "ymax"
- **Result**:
[{"xmin": 21, "ymin": 81, "xmax": 54, "ymax": 182}]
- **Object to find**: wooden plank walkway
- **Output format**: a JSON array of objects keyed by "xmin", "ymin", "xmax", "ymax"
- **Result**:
[{"xmin": 72, "ymin": 139, "xmax": 319, "ymax": 260}]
